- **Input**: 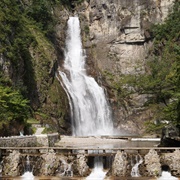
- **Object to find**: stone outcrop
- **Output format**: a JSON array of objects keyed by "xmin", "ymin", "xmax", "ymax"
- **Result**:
[
  {"xmin": 80, "ymin": 0, "xmax": 174, "ymax": 74},
  {"xmin": 0, "ymin": 134, "xmax": 59, "ymax": 147},
  {"xmin": 40, "ymin": 149, "xmax": 59, "ymax": 176}
]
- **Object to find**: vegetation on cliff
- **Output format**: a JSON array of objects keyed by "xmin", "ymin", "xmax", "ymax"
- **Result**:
[
  {"xmin": 0, "ymin": 0, "xmax": 179, "ymax": 136},
  {"xmin": 0, "ymin": 82, "xmax": 30, "ymax": 136},
  {"xmin": 0, "ymin": 0, "xmax": 72, "ymax": 136},
  {"xmin": 108, "ymin": 1, "xmax": 180, "ymax": 133},
  {"xmin": 139, "ymin": 0, "xmax": 180, "ymax": 132}
]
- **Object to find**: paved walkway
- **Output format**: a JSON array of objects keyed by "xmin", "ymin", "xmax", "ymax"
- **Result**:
[
  {"xmin": 56, "ymin": 135, "xmax": 160, "ymax": 149},
  {"xmin": 34, "ymin": 127, "xmax": 45, "ymax": 135}
]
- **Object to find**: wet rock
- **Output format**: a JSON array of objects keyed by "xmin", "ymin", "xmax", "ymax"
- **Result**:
[{"xmin": 57, "ymin": 156, "xmax": 73, "ymax": 177}]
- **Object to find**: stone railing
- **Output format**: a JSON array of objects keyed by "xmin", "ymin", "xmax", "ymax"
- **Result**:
[{"xmin": 0, "ymin": 133, "xmax": 60, "ymax": 147}]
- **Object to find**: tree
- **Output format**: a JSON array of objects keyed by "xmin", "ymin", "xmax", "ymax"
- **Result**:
[
  {"xmin": 137, "ymin": 0, "xmax": 180, "ymax": 131},
  {"xmin": 0, "ymin": 85, "xmax": 30, "ymax": 132}
]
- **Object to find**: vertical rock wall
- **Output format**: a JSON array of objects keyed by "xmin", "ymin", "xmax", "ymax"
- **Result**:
[
  {"xmin": 80, "ymin": 0, "xmax": 174, "ymax": 75},
  {"xmin": 74, "ymin": 0, "xmax": 175, "ymax": 134}
]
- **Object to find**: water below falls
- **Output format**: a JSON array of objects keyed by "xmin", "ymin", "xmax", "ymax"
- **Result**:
[
  {"xmin": 21, "ymin": 172, "xmax": 34, "ymax": 180},
  {"xmin": 86, "ymin": 157, "xmax": 107, "ymax": 180},
  {"xmin": 58, "ymin": 16, "xmax": 116, "ymax": 178},
  {"xmin": 59, "ymin": 16, "xmax": 114, "ymax": 137}
]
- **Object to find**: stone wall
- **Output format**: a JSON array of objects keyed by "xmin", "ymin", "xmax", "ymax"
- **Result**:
[
  {"xmin": 0, "ymin": 134, "xmax": 59, "ymax": 147},
  {"xmin": 1, "ymin": 149, "xmax": 180, "ymax": 177},
  {"xmin": 111, "ymin": 149, "xmax": 180, "ymax": 177}
]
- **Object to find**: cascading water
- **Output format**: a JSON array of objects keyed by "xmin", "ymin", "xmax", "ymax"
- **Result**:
[
  {"xmin": 24, "ymin": 155, "xmax": 31, "ymax": 172},
  {"xmin": 86, "ymin": 157, "xmax": 107, "ymax": 180},
  {"xmin": 21, "ymin": 156, "xmax": 34, "ymax": 180},
  {"xmin": 59, "ymin": 16, "xmax": 114, "ymax": 137},
  {"xmin": 131, "ymin": 154, "xmax": 143, "ymax": 177},
  {"xmin": 58, "ymin": 16, "xmax": 114, "ymax": 179},
  {"xmin": 0, "ymin": 160, "xmax": 2, "ymax": 176}
]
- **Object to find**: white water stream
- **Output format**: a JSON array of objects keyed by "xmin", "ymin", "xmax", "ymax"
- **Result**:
[
  {"xmin": 86, "ymin": 157, "xmax": 107, "ymax": 180},
  {"xmin": 131, "ymin": 154, "xmax": 143, "ymax": 177},
  {"xmin": 21, "ymin": 156, "xmax": 34, "ymax": 179},
  {"xmin": 59, "ymin": 17, "xmax": 114, "ymax": 137},
  {"xmin": 58, "ymin": 16, "xmax": 114, "ymax": 179}
]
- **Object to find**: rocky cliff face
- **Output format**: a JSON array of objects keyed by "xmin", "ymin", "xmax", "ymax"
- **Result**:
[
  {"xmin": 0, "ymin": 0, "xmax": 175, "ymax": 136},
  {"xmin": 71, "ymin": 0, "xmax": 175, "ymax": 134},
  {"xmin": 80, "ymin": 0, "xmax": 174, "ymax": 74}
]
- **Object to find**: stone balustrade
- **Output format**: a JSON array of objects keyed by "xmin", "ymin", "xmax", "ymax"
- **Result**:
[{"xmin": 0, "ymin": 133, "xmax": 60, "ymax": 147}]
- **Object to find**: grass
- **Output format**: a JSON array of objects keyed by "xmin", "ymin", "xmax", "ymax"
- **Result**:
[{"xmin": 27, "ymin": 118, "xmax": 40, "ymax": 124}]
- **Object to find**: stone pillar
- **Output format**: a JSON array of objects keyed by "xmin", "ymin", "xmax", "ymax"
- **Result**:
[
  {"xmin": 75, "ymin": 154, "xmax": 89, "ymax": 176},
  {"xmin": 161, "ymin": 149, "xmax": 180, "ymax": 176},
  {"xmin": 112, "ymin": 150, "xmax": 128, "ymax": 176},
  {"xmin": 3, "ymin": 150, "xmax": 21, "ymax": 176},
  {"xmin": 144, "ymin": 149, "xmax": 161, "ymax": 176},
  {"xmin": 40, "ymin": 149, "xmax": 59, "ymax": 176}
]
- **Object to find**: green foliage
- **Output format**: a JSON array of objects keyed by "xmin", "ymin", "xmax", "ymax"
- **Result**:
[
  {"xmin": 0, "ymin": 0, "xmax": 64, "ymax": 135},
  {"xmin": 145, "ymin": 121, "xmax": 165, "ymax": 134},
  {"xmin": 84, "ymin": 25, "xmax": 90, "ymax": 35},
  {"xmin": 76, "ymin": 0, "xmax": 85, "ymax": 4},
  {"xmin": 103, "ymin": 71, "xmax": 135, "ymax": 106},
  {"xmin": 42, "ymin": 126, "xmax": 56, "ymax": 134},
  {"xmin": 135, "ymin": 1, "xmax": 180, "ymax": 129},
  {"xmin": 0, "ymin": 0, "xmax": 36, "ymax": 95},
  {"xmin": 0, "ymin": 85, "xmax": 30, "ymax": 129},
  {"xmin": 25, "ymin": 0, "xmax": 57, "ymax": 38},
  {"xmin": 27, "ymin": 118, "xmax": 40, "ymax": 124}
]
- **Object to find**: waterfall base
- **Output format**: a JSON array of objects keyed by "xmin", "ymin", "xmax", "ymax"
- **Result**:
[
  {"xmin": 86, "ymin": 168, "xmax": 107, "ymax": 180},
  {"xmin": 86, "ymin": 157, "xmax": 107, "ymax": 180},
  {"xmin": 157, "ymin": 171, "xmax": 178, "ymax": 180},
  {"xmin": 21, "ymin": 171, "xmax": 34, "ymax": 179}
]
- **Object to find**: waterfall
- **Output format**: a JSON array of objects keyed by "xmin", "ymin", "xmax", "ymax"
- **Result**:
[
  {"xmin": 21, "ymin": 172, "xmax": 34, "ymax": 180},
  {"xmin": 21, "ymin": 156, "xmax": 34, "ymax": 180},
  {"xmin": 24, "ymin": 156, "xmax": 31, "ymax": 172},
  {"xmin": 59, "ymin": 17, "xmax": 114, "ymax": 136},
  {"xmin": 0, "ymin": 160, "xmax": 2, "ymax": 176},
  {"xmin": 86, "ymin": 157, "xmax": 107, "ymax": 180},
  {"xmin": 131, "ymin": 154, "xmax": 143, "ymax": 177}
]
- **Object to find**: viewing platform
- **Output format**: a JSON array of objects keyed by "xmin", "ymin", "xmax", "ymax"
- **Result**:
[
  {"xmin": 0, "ymin": 146, "xmax": 179, "ymax": 158},
  {"xmin": 0, "ymin": 135, "xmax": 179, "ymax": 156}
]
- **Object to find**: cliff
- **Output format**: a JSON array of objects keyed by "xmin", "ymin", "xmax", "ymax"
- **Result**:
[
  {"xmin": 75, "ymin": 0, "xmax": 176, "ymax": 134},
  {"xmin": 0, "ymin": 1, "xmax": 71, "ymax": 135},
  {"xmin": 0, "ymin": 0, "xmax": 177, "ymax": 136}
]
